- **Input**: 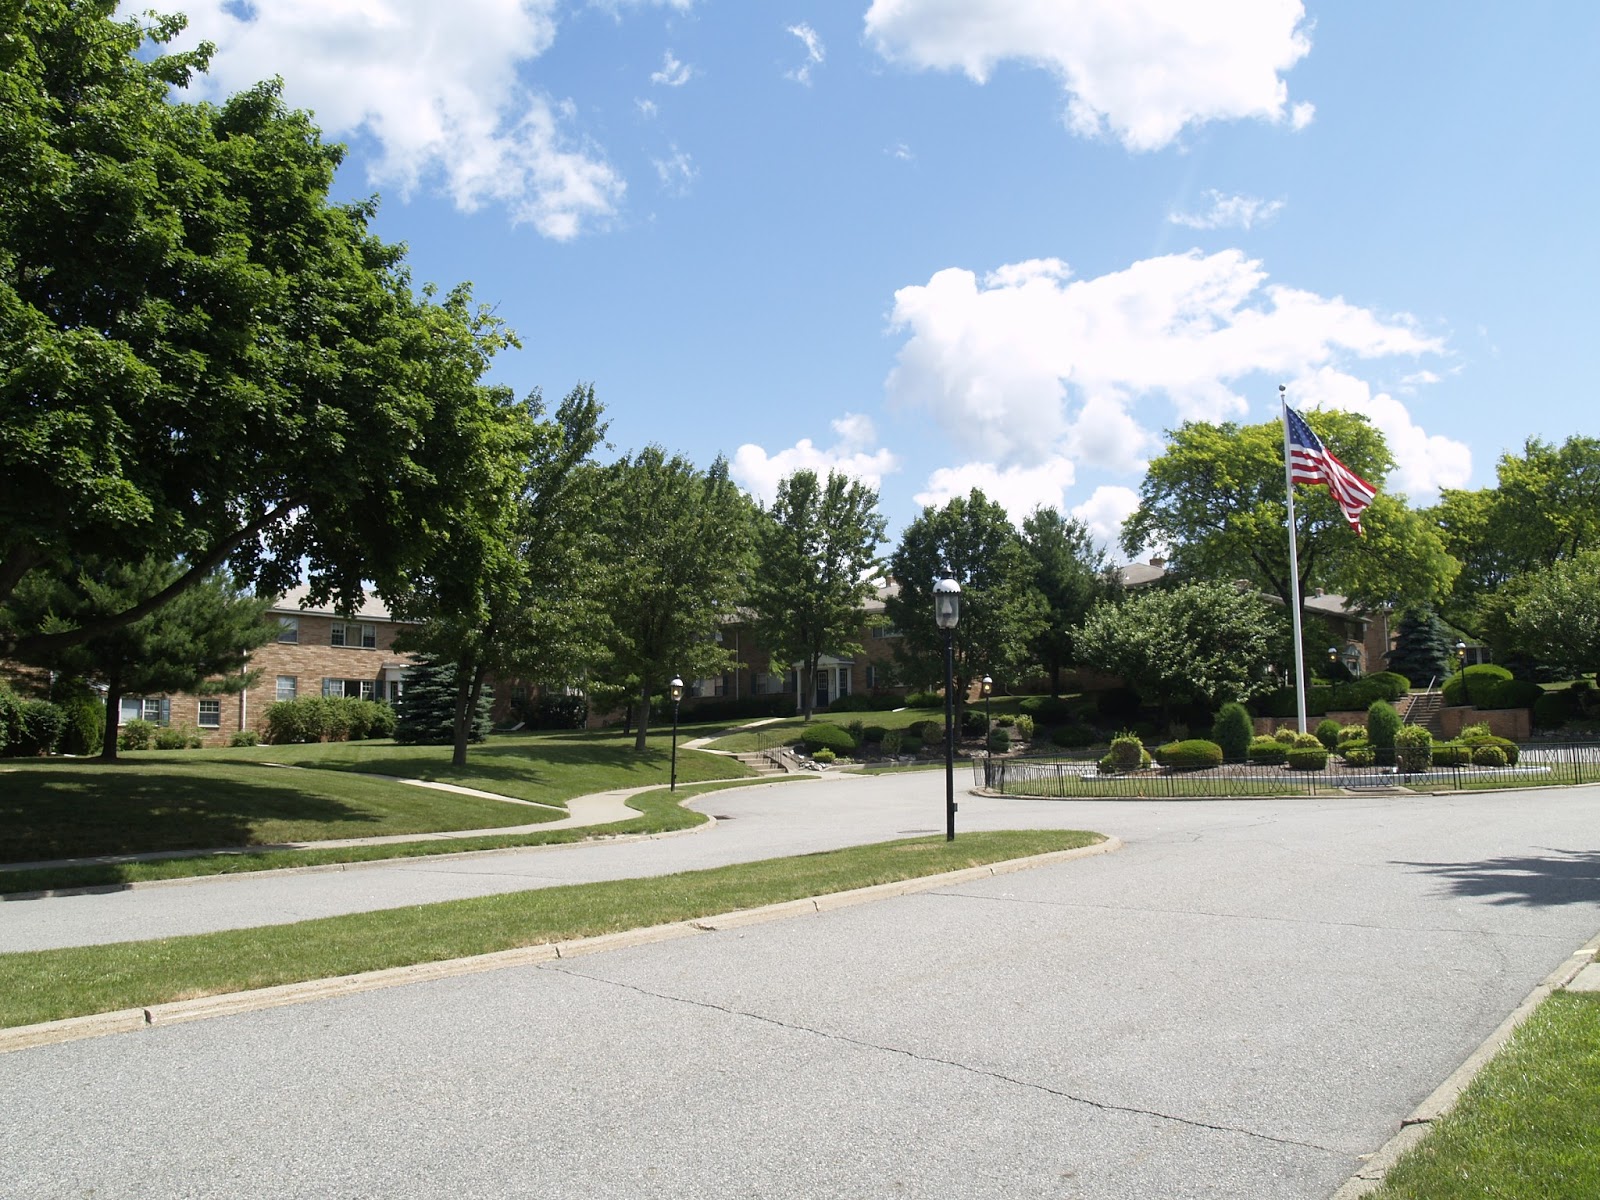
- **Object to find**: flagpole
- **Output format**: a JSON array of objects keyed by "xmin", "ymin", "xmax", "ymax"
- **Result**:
[{"xmin": 1280, "ymin": 384, "xmax": 1309, "ymax": 733}]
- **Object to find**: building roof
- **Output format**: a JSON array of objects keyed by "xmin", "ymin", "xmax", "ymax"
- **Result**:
[{"xmin": 265, "ymin": 585, "xmax": 403, "ymax": 623}]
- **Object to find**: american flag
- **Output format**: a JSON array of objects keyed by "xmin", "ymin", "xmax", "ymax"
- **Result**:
[{"xmin": 1284, "ymin": 405, "xmax": 1377, "ymax": 534}]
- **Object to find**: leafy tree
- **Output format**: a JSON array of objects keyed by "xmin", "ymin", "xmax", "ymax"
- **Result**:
[
  {"xmin": 1385, "ymin": 606, "xmax": 1454, "ymax": 686},
  {"xmin": 590, "ymin": 449, "xmax": 756, "ymax": 751},
  {"xmin": 1498, "ymin": 550, "xmax": 1600, "ymax": 680},
  {"xmin": 747, "ymin": 470, "xmax": 887, "ymax": 722},
  {"xmin": 394, "ymin": 660, "xmax": 492, "ymax": 746},
  {"xmin": 1122, "ymin": 412, "xmax": 1457, "ymax": 616},
  {"xmin": 1073, "ymin": 581, "xmax": 1282, "ymax": 717},
  {"xmin": 390, "ymin": 385, "xmax": 607, "ymax": 766},
  {"xmin": 883, "ymin": 490, "xmax": 1045, "ymax": 718},
  {"xmin": 15, "ymin": 558, "xmax": 272, "ymax": 760},
  {"xmin": 1, "ymin": 3, "xmax": 518, "ymax": 657},
  {"xmin": 1019, "ymin": 508, "xmax": 1118, "ymax": 695}
]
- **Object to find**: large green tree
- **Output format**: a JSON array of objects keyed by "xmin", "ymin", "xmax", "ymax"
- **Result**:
[
  {"xmin": 15, "ymin": 557, "xmax": 272, "ymax": 760},
  {"xmin": 1496, "ymin": 550, "xmax": 1600, "ymax": 681},
  {"xmin": 390, "ymin": 386, "xmax": 607, "ymax": 766},
  {"xmin": 1122, "ymin": 411, "xmax": 1457, "ymax": 615},
  {"xmin": 747, "ymin": 470, "xmax": 887, "ymax": 721},
  {"xmin": 1019, "ymin": 508, "xmax": 1118, "ymax": 695},
  {"xmin": 1073, "ymin": 581, "xmax": 1282, "ymax": 718},
  {"xmin": 1, "ymin": 2, "xmax": 516, "ymax": 656},
  {"xmin": 884, "ymin": 490, "xmax": 1045, "ymax": 715},
  {"xmin": 590, "ymin": 449, "xmax": 755, "ymax": 751}
]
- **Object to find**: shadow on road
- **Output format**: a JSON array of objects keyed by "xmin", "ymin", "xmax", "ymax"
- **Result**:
[{"xmin": 1396, "ymin": 848, "xmax": 1600, "ymax": 907}]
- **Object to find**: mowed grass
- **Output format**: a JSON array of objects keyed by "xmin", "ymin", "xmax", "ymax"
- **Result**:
[
  {"xmin": 1, "ymin": 729, "xmax": 752, "ymax": 864},
  {"xmin": 0, "ymin": 828, "xmax": 1103, "ymax": 1029},
  {"xmin": 1369, "ymin": 991, "xmax": 1600, "ymax": 1199},
  {"xmin": 704, "ymin": 706, "xmax": 948, "ymax": 753}
]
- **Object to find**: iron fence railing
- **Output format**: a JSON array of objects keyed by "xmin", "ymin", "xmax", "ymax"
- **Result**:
[{"xmin": 972, "ymin": 743, "xmax": 1600, "ymax": 799}]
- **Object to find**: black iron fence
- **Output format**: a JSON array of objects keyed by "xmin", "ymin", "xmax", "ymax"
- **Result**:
[{"xmin": 972, "ymin": 743, "xmax": 1600, "ymax": 799}]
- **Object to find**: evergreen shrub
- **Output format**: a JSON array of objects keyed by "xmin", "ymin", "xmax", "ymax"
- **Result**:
[
  {"xmin": 1212, "ymin": 702, "xmax": 1253, "ymax": 761},
  {"xmin": 1153, "ymin": 739, "xmax": 1223, "ymax": 770},
  {"xmin": 16, "ymin": 700, "xmax": 64, "ymax": 756},
  {"xmin": 57, "ymin": 698, "xmax": 105, "ymax": 757},
  {"xmin": 961, "ymin": 710, "xmax": 988, "ymax": 737},
  {"xmin": 1460, "ymin": 732, "xmax": 1519, "ymax": 765},
  {"xmin": 1329, "ymin": 672, "xmax": 1411, "ymax": 710},
  {"xmin": 881, "ymin": 730, "xmax": 903, "ymax": 755},
  {"xmin": 862, "ymin": 725, "xmax": 889, "ymax": 744},
  {"xmin": 986, "ymin": 727, "xmax": 1011, "ymax": 754},
  {"xmin": 1273, "ymin": 726, "xmax": 1298, "ymax": 745},
  {"xmin": 1286, "ymin": 745, "xmax": 1329, "ymax": 771},
  {"xmin": 1314, "ymin": 719, "xmax": 1341, "ymax": 752},
  {"xmin": 1341, "ymin": 741, "xmax": 1375, "ymax": 767},
  {"xmin": 1019, "ymin": 695, "xmax": 1079, "ymax": 723},
  {"xmin": 810, "ymin": 747, "xmax": 837, "ymax": 764},
  {"xmin": 1482, "ymin": 678, "xmax": 1542, "ymax": 710},
  {"xmin": 1532, "ymin": 692, "xmax": 1571, "ymax": 729},
  {"xmin": 802, "ymin": 724, "xmax": 857, "ymax": 755},
  {"xmin": 395, "ymin": 662, "xmax": 492, "ymax": 745},
  {"xmin": 899, "ymin": 735, "xmax": 924, "ymax": 755},
  {"xmin": 1367, "ymin": 700, "xmax": 1402, "ymax": 764},
  {"xmin": 1247, "ymin": 736, "xmax": 1288, "ymax": 765}
]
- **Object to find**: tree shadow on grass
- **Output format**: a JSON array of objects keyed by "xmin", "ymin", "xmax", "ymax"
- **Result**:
[
  {"xmin": 1395, "ymin": 849, "xmax": 1600, "ymax": 908},
  {"xmin": 0, "ymin": 763, "xmax": 381, "ymax": 863}
]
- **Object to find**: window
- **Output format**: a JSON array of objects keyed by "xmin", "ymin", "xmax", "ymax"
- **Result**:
[
  {"xmin": 118, "ymin": 697, "xmax": 169, "ymax": 726},
  {"xmin": 198, "ymin": 699, "xmax": 221, "ymax": 728},
  {"xmin": 330, "ymin": 622, "xmax": 377, "ymax": 649},
  {"xmin": 871, "ymin": 625, "xmax": 902, "ymax": 640},
  {"xmin": 276, "ymin": 676, "xmax": 298, "ymax": 702},
  {"xmin": 277, "ymin": 617, "xmax": 299, "ymax": 643},
  {"xmin": 322, "ymin": 679, "xmax": 375, "ymax": 699},
  {"xmin": 837, "ymin": 669, "xmax": 850, "ymax": 697}
]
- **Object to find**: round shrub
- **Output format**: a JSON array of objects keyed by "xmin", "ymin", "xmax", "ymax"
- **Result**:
[
  {"xmin": 1273, "ymin": 726, "xmax": 1298, "ymax": 745},
  {"xmin": 1014, "ymin": 714, "xmax": 1034, "ymax": 740},
  {"xmin": 1293, "ymin": 732, "xmax": 1324, "ymax": 750},
  {"xmin": 1431, "ymin": 742, "xmax": 1471, "ymax": 767},
  {"xmin": 861, "ymin": 725, "xmax": 889, "ymax": 744},
  {"xmin": 1341, "ymin": 741, "xmax": 1376, "ymax": 767},
  {"xmin": 1460, "ymin": 732, "xmax": 1519, "ymax": 765},
  {"xmin": 1154, "ymin": 739, "xmax": 1224, "ymax": 770},
  {"xmin": 1482, "ymin": 678, "xmax": 1542, "ymax": 710},
  {"xmin": 995, "ymin": 715, "xmax": 1015, "ymax": 728},
  {"xmin": 230, "ymin": 730, "xmax": 261, "ymax": 747},
  {"xmin": 899, "ymin": 735, "xmax": 924, "ymax": 755},
  {"xmin": 154, "ymin": 724, "xmax": 189, "ymax": 750},
  {"xmin": 802, "ymin": 724, "xmax": 858, "ymax": 755},
  {"xmin": 881, "ymin": 730, "xmax": 903, "ymax": 755},
  {"xmin": 986, "ymin": 727, "xmax": 1011, "ymax": 754},
  {"xmin": 904, "ymin": 690, "xmax": 942, "ymax": 709},
  {"xmin": 1394, "ymin": 724, "xmax": 1433, "ymax": 773},
  {"xmin": 810, "ymin": 747, "xmax": 837, "ymax": 764},
  {"xmin": 1471, "ymin": 744, "xmax": 1508, "ymax": 767},
  {"xmin": 117, "ymin": 718, "xmax": 155, "ymax": 751},
  {"xmin": 1212, "ymin": 702, "xmax": 1253, "ymax": 762},
  {"xmin": 1462, "ymin": 663, "xmax": 1513, "ymax": 707},
  {"xmin": 1107, "ymin": 732, "xmax": 1146, "ymax": 769},
  {"xmin": 961, "ymin": 710, "xmax": 988, "ymax": 737},
  {"xmin": 1247, "ymin": 736, "xmax": 1288, "ymax": 765},
  {"xmin": 366, "ymin": 701, "xmax": 398, "ymax": 739},
  {"xmin": 1441, "ymin": 673, "xmax": 1467, "ymax": 706},
  {"xmin": 1286, "ymin": 745, "xmax": 1329, "ymax": 771},
  {"xmin": 1050, "ymin": 724, "xmax": 1096, "ymax": 748},
  {"xmin": 1367, "ymin": 700, "xmax": 1402, "ymax": 764},
  {"xmin": 1314, "ymin": 719, "xmax": 1341, "ymax": 752},
  {"xmin": 16, "ymin": 700, "xmax": 65, "ymax": 756}
]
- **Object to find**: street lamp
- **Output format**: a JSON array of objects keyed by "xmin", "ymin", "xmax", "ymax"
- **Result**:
[
  {"xmin": 669, "ymin": 676, "xmax": 684, "ymax": 792},
  {"xmin": 934, "ymin": 576, "xmax": 961, "ymax": 842},
  {"xmin": 1455, "ymin": 641, "xmax": 1467, "ymax": 672},
  {"xmin": 981, "ymin": 675, "xmax": 993, "ymax": 753}
]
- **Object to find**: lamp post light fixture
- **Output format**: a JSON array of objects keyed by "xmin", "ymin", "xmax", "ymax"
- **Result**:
[
  {"xmin": 933, "ymin": 576, "xmax": 961, "ymax": 842},
  {"xmin": 981, "ymin": 675, "xmax": 993, "ymax": 753},
  {"xmin": 1455, "ymin": 641, "xmax": 1468, "ymax": 672},
  {"xmin": 668, "ymin": 676, "xmax": 684, "ymax": 792}
]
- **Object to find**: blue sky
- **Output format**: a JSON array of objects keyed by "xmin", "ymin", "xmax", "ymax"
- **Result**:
[{"xmin": 162, "ymin": 2, "xmax": 1599, "ymax": 558}]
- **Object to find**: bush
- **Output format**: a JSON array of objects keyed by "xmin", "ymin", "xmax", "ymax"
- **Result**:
[
  {"xmin": 1532, "ymin": 691, "xmax": 1572, "ymax": 729},
  {"xmin": 1394, "ymin": 725, "xmax": 1433, "ymax": 773},
  {"xmin": 910, "ymin": 719, "xmax": 946, "ymax": 743},
  {"xmin": 1212, "ymin": 702, "xmax": 1253, "ymax": 762},
  {"xmin": 15, "ymin": 700, "xmax": 65, "ymax": 756},
  {"xmin": 1329, "ymin": 672, "xmax": 1411, "ymax": 710},
  {"xmin": 1050, "ymin": 724, "xmax": 1096, "ymax": 748},
  {"xmin": 1460, "ymin": 732, "xmax": 1520, "ymax": 765},
  {"xmin": 802, "ymin": 724, "xmax": 858, "ymax": 755},
  {"xmin": 1286, "ymin": 745, "xmax": 1329, "ymax": 771},
  {"xmin": 1018, "ymin": 695, "xmax": 1079, "ymax": 723},
  {"xmin": 995, "ymin": 714, "xmax": 1015, "ymax": 728},
  {"xmin": 881, "ymin": 730, "xmax": 903, "ymax": 755},
  {"xmin": 117, "ymin": 718, "xmax": 155, "ymax": 751},
  {"xmin": 1247, "ymin": 736, "xmax": 1288, "ymax": 765},
  {"xmin": 1367, "ymin": 700, "xmax": 1402, "ymax": 764},
  {"xmin": 1337, "ymin": 724, "xmax": 1367, "ymax": 746},
  {"xmin": 1431, "ymin": 742, "xmax": 1471, "ymax": 767},
  {"xmin": 1107, "ymin": 731, "xmax": 1145, "ymax": 769},
  {"xmin": 56, "ymin": 697, "xmax": 106, "ymax": 757},
  {"xmin": 1481, "ymin": 678, "xmax": 1542, "ymax": 710},
  {"xmin": 1341, "ymin": 741, "xmax": 1375, "ymax": 767},
  {"xmin": 810, "ymin": 747, "xmax": 837, "ymax": 764},
  {"xmin": 1458, "ymin": 721, "xmax": 1492, "ymax": 741},
  {"xmin": 1273, "ymin": 726, "xmax": 1298, "ymax": 745},
  {"xmin": 366, "ymin": 701, "xmax": 398, "ymax": 739},
  {"xmin": 230, "ymin": 730, "xmax": 261, "ymax": 747},
  {"xmin": 154, "ymin": 723, "xmax": 202, "ymax": 750},
  {"xmin": 1014, "ymin": 714, "xmax": 1034, "ymax": 740},
  {"xmin": 961, "ymin": 710, "xmax": 988, "ymax": 737},
  {"xmin": 1472, "ymin": 744, "xmax": 1508, "ymax": 767},
  {"xmin": 265, "ymin": 698, "xmax": 318, "ymax": 744},
  {"xmin": 1314, "ymin": 719, "xmax": 1341, "ymax": 752},
  {"xmin": 899, "ymin": 735, "xmax": 924, "ymax": 755},
  {"xmin": 0, "ymin": 682, "xmax": 22, "ymax": 756},
  {"xmin": 1463, "ymin": 663, "xmax": 1514, "ymax": 706},
  {"xmin": 861, "ymin": 725, "xmax": 889, "ymax": 744},
  {"xmin": 904, "ymin": 690, "xmax": 943, "ymax": 709},
  {"xmin": 1292, "ymin": 732, "xmax": 1324, "ymax": 749},
  {"xmin": 986, "ymin": 727, "xmax": 1011, "ymax": 754},
  {"xmin": 523, "ymin": 693, "xmax": 589, "ymax": 729},
  {"xmin": 1153, "ymin": 739, "xmax": 1224, "ymax": 770}
]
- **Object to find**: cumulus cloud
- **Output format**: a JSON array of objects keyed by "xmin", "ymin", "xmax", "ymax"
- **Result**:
[
  {"xmin": 885, "ymin": 250, "xmax": 1444, "ymax": 472},
  {"xmin": 652, "ymin": 145, "xmax": 696, "ymax": 195},
  {"xmin": 786, "ymin": 23, "xmax": 826, "ymax": 85},
  {"xmin": 864, "ymin": 0, "xmax": 1314, "ymax": 151},
  {"xmin": 1290, "ymin": 368, "xmax": 1471, "ymax": 504},
  {"xmin": 913, "ymin": 457, "xmax": 1078, "ymax": 524},
  {"xmin": 651, "ymin": 50, "xmax": 694, "ymax": 86},
  {"xmin": 732, "ymin": 414, "xmax": 900, "ymax": 506},
  {"xmin": 164, "ymin": 0, "xmax": 623, "ymax": 239},
  {"xmin": 1071, "ymin": 486, "xmax": 1143, "ymax": 561},
  {"xmin": 1168, "ymin": 190, "xmax": 1286, "ymax": 231}
]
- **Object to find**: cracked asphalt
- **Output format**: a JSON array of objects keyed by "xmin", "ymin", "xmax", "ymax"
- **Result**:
[{"xmin": 4, "ymin": 774, "xmax": 1599, "ymax": 1198}]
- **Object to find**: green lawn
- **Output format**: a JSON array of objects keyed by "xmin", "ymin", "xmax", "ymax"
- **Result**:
[
  {"xmin": 0, "ymin": 828, "xmax": 1103, "ymax": 1029},
  {"xmin": 704, "ymin": 705, "xmax": 948, "ymax": 753},
  {"xmin": 1, "ymin": 729, "xmax": 752, "ymax": 864},
  {"xmin": 1369, "ymin": 991, "xmax": 1600, "ymax": 1199}
]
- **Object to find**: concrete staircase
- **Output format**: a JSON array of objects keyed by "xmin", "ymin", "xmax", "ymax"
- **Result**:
[
  {"xmin": 1400, "ymin": 690, "xmax": 1446, "ymax": 737},
  {"xmin": 733, "ymin": 749, "xmax": 800, "ymax": 777}
]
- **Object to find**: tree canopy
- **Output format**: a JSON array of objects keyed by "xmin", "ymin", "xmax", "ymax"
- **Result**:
[{"xmin": 1019, "ymin": 507, "xmax": 1118, "ymax": 695}]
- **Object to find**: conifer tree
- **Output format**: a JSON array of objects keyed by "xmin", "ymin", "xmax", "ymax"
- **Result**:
[
  {"xmin": 394, "ymin": 661, "xmax": 492, "ymax": 746},
  {"xmin": 1385, "ymin": 606, "xmax": 1452, "ymax": 686}
]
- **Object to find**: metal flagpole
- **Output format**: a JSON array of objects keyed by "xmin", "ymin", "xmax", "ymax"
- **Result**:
[{"xmin": 1279, "ymin": 384, "xmax": 1310, "ymax": 733}]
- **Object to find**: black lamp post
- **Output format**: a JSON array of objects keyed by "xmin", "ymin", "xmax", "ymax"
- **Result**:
[
  {"xmin": 1455, "ymin": 641, "xmax": 1467, "ymax": 672},
  {"xmin": 981, "ymin": 675, "xmax": 993, "ymax": 752},
  {"xmin": 934, "ymin": 576, "xmax": 961, "ymax": 842},
  {"xmin": 669, "ymin": 676, "xmax": 684, "ymax": 792}
]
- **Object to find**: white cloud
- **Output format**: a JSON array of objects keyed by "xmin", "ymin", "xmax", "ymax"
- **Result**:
[
  {"xmin": 652, "ymin": 145, "xmax": 696, "ymax": 195},
  {"xmin": 914, "ymin": 457, "xmax": 1078, "ymax": 524},
  {"xmin": 864, "ymin": 0, "xmax": 1315, "ymax": 151},
  {"xmin": 165, "ymin": 0, "xmax": 622, "ymax": 239},
  {"xmin": 1290, "ymin": 368, "xmax": 1471, "ymax": 504},
  {"xmin": 1071, "ymin": 485, "xmax": 1143, "ymax": 561},
  {"xmin": 732, "ymin": 414, "xmax": 900, "ymax": 506},
  {"xmin": 786, "ymin": 22, "xmax": 826, "ymax": 85},
  {"xmin": 651, "ymin": 50, "xmax": 693, "ymax": 87},
  {"xmin": 636, "ymin": 98, "xmax": 659, "ymax": 119},
  {"xmin": 886, "ymin": 142, "xmax": 915, "ymax": 161},
  {"xmin": 1398, "ymin": 369, "xmax": 1441, "ymax": 392},
  {"xmin": 1168, "ymin": 190, "xmax": 1286, "ymax": 231},
  {"xmin": 885, "ymin": 249, "xmax": 1444, "ymax": 471}
]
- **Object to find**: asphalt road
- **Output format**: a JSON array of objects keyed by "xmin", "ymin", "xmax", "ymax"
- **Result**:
[{"xmin": 4, "ymin": 775, "xmax": 1599, "ymax": 1198}]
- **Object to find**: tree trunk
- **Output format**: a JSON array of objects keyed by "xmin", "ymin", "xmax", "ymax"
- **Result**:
[
  {"xmin": 632, "ymin": 680, "xmax": 652, "ymax": 752},
  {"xmin": 451, "ymin": 659, "xmax": 475, "ymax": 769},
  {"xmin": 801, "ymin": 657, "xmax": 816, "ymax": 722},
  {"xmin": 99, "ymin": 671, "xmax": 122, "ymax": 762}
]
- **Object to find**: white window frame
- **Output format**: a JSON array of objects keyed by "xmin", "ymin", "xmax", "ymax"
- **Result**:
[
  {"xmin": 197, "ymin": 699, "xmax": 221, "ymax": 728},
  {"xmin": 119, "ymin": 697, "xmax": 171, "ymax": 726},
  {"xmin": 331, "ymin": 622, "xmax": 377, "ymax": 649},
  {"xmin": 277, "ymin": 616, "xmax": 299, "ymax": 644},
  {"xmin": 276, "ymin": 676, "xmax": 298, "ymax": 702}
]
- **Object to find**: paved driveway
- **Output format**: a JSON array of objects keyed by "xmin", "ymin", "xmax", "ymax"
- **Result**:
[{"xmin": 3, "ymin": 778, "xmax": 1598, "ymax": 1198}]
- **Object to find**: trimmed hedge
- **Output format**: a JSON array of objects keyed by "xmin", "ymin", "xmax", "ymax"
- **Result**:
[
  {"xmin": 826, "ymin": 693, "xmax": 905, "ymax": 713},
  {"xmin": 1442, "ymin": 663, "xmax": 1513, "ymax": 707},
  {"xmin": 1341, "ymin": 741, "xmax": 1375, "ymax": 767},
  {"xmin": 1367, "ymin": 700, "xmax": 1401, "ymax": 763},
  {"xmin": 1050, "ymin": 724, "xmax": 1097, "ymax": 748},
  {"xmin": 1247, "ymin": 736, "xmax": 1288, "ymax": 765},
  {"xmin": 1286, "ymin": 745, "xmax": 1329, "ymax": 771},
  {"xmin": 266, "ymin": 697, "xmax": 396, "ymax": 744},
  {"xmin": 1431, "ymin": 742, "xmax": 1471, "ymax": 767},
  {"xmin": 904, "ymin": 691, "xmax": 943, "ymax": 709},
  {"xmin": 1213, "ymin": 702, "xmax": 1253, "ymax": 761},
  {"xmin": 1394, "ymin": 725, "xmax": 1433, "ymax": 773},
  {"xmin": 1329, "ymin": 672, "xmax": 1411, "ymax": 709},
  {"xmin": 1480, "ymin": 678, "xmax": 1542, "ymax": 710},
  {"xmin": 810, "ymin": 747, "xmax": 837, "ymax": 764},
  {"xmin": 801, "ymin": 723, "xmax": 858, "ymax": 755},
  {"xmin": 1314, "ymin": 719, "xmax": 1341, "ymax": 752},
  {"xmin": 1460, "ymin": 731, "xmax": 1520, "ymax": 765},
  {"xmin": 1533, "ymin": 691, "xmax": 1571, "ymax": 728},
  {"xmin": 1154, "ymin": 739, "xmax": 1224, "ymax": 770},
  {"xmin": 1019, "ymin": 695, "xmax": 1080, "ymax": 723}
]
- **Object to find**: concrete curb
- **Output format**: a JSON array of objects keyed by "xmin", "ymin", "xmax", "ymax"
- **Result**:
[
  {"xmin": 0, "ymin": 837, "xmax": 1118, "ymax": 1056},
  {"xmin": 1330, "ymin": 927, "xmax": 1600, "ymax": 1199}
]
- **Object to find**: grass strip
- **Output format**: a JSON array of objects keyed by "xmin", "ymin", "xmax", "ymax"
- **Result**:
[
  {"xmin": 1369, "ymin": 991, "xmax": 1600, "ymax": 1199},
  {"xmin": 0, "ymin": 779, "xmax": 802, "ymax": 895},
  {"xmin": 0, "ymin": 828, "xmax": 1102, "ymax": 1029}
]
